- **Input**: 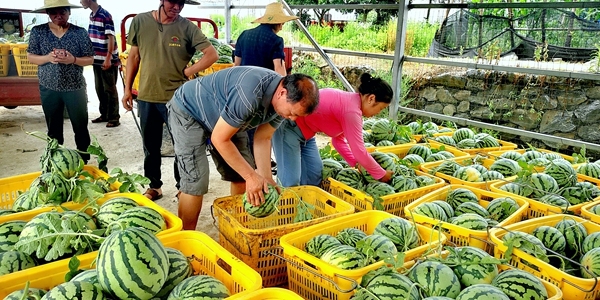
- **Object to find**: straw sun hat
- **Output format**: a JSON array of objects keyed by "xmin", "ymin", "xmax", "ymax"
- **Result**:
[
  {"xmin": 252, "ymin": 2, "xmax": 299, "ymax": 24},
  {"xmin": 31, "ymin": 0, "xmax": 82, "ymax": 13}
]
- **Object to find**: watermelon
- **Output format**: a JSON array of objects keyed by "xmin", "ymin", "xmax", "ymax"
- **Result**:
[
  {"xmin": 97, "ymin": 227, "xmax": 169, "ymax": 300},
  {"xmin": 435, "ymin": 135, "xmax": 457, "ymax": 146},
  {"xmin": 452, "ymin": 128, "xmax": 475, "ymax": 142},
  {"xmin": 42, "ymin": 147, "xmax": 84, "ymax": 179},
  {"xmin": 590, "ymin": 204, "xmax": 600, "ymax": 215},
  {"xmin": 322, "ymin": 158, "xmax": 344, "ymax": 181},
  {"xmin": 408, "ymin": 261, "xmax": 461, "ymax": 298},
  {"xmin": 453, "ymin": 166, "xmax": 483, "ymax": 182},
  {"xmin": 456, "ymin": 138, "xmax": 477, "ymax": 149},
  {"xmin": 70, "ymin": 269, "xmax": 101, "ymax": 290},
  {"xmin": 32, "ymin": 172, "xmax": 72, "ymax": 205},
  {"xmin": 415, "ymin": 175, "xmax": 436, "ymax": 187},
  {"xmin": 356, "ymin": 271, "xmax": 420, "ymax": 300},
  {"xmin": 489, "ymin": 159, "xmax": 522, "ymax": 177},
  {"xmin": 446, "ymin": 188, "xmax": 479, "ymax": 210},
  {"xmin": 306, "ymin": 234, "xmax": 342, "ymax": 257},
  {"xmin": 371, "ymin": 119, "xmax": 396, "ymax": 142},
  {"xmin": 154, "ymin": 247, "xmax": 193, "ymax": 299},
  {"xmin": 335, "ymin": 168, "xmax": 365, "ymax": 191},
  {"xmin": 365, "ymin": 181, "xmax": 396, "ymax": 198},
  {"xmin": 546, "ymin": 160, "xmax": 578, "ymax": 187},
  {"xmin": 528, "ymin": 173, "xmax": 559, "ymax": 198},
  {"xmin": 363, "ymin": 118, "xmax": 376, "ymax": 130},
  {"xmin": 407, "ymin": 144, "xmax": 433, "ymax": 160},
  {"xmin": 499, "ymin": 151, "xmax": 524, "ymax": 162},
  {"xmin": 110, "ymin": 206, "xmax": 166, "ymax": 234},
  {"xmin": 528, "ymin": 157, "xmax": 551, "ymax": 168},
  {"xmin": 391, "ymin": 175, "xmax": 418, "ymax": 192},
  {"xmin": 41, "ymin": 281, "xmax": 105, "ymax": 300},
  {"xmin": 581, "ymin": 247, "xmax": 600, "ymax": 278},
  {"xmin": 539, "ymin": 194, "xmax": 570, "ymax": 210},
  {"xmin": 320, "ymin": 244, "xmax": 368, "ymax": 270},
  {"xmin": 373, "ymin": 217, "xmax": 419, "ymax": 251},
  {"xmin": 522, "ymin": 150, "xmax": 543, "ymax": 162},
  {"xmin": 451, "ymin": 213, "xmax": 488, "ymax": 230},
  {"xmin": 474, "ymin": 133, "xmax": 500, "ymax": 148},
  {"xmin": 578, "ymin": 162, "xmax": 600, "ymax": 179},
  {"xmin": 12, "ymin": 188, "xmax": 43, "ymax": 212},
  {"xmin": 0, "ymin": 220, "xmax": 26, "ymax": 251},
  {"xmin": 167, "ymin": 275, "xmax": 230, "ymax": 299},
  {"xmin": 499, "ymin": 182, "xmax": 532, "ymax": 197},
  {"xmin": 376, "ymin": 140, "xmax": 395, "ymax": 147},
  {"xmin": 432, "ymin": 200, "xmax": 455, "ymax": 219},
  {"xmin": 482, "ymin": 170, "xmax": 504, "ymax": 181},
  {"xmin": 95, "ymin": 197, "xmax": 140, "ymax": 229},
  {"xmin": 62, "ymin": 210, "xmax": 97, "ymax": 231},
  {"xmin": 556, "ymin": 218, "xmax": 587, "ymax": 257},
  {"xmin": 492, "ymin": 268, "xmax": 548, "ymax": 300},
  {"xmin": 426, "ymin": 153, "xmax": 449, "ymax": 162},
  {"xmin": 486, "ymin": 197, "xmax": 519, "ymax": 222},
  {"xmin": 412, "ymin": 202, "xmax": 448, "ymax": 221},
  {"xmin": 456, "ymin": 284, "xmax": 509, "ymax": 300},
  {"xmin": 532, "ymin": 225, "xmax": 567, "ymax": 254},
  {"xmin": 4, "ymin": 288, "xmax": 47, "ymax": 300},
  {"xmin": 454, "ymin": 202, "xmax": 489, "ymax": 218},
  {"xmin": 543, "ymin": 152, "xmax": 564, "ymax": 161},
  {"xmin": 243, "ymin": 184, "xmax": 279, "ymax": 218},
  {"xmin": 0, "ymin": 250, "xmax": 36, "ymax": 275},
  {"xmin": 436, "ymin": 150, "xmax": 455, "ymax": 159},
  {"xmin": 356, "ymin": 234, "xmax": 398, "ymax": 264},
  {"xmin": 336, "ymin": 228, "xmax": 368, "ymax": 247},
  {"xmin": 0, "ymin": 209, "xmax": 15, "ymax": 216},
  {"xmin": 447, "ymin": 246, "xmax": 499, "ymax": 287},
  {"xmin": 502, "ymin": 232, "xmax": 548, "ymax": 262},
  {"xmin": 403, "ymin": 154, "xmax": 425, "ymax": 166}
]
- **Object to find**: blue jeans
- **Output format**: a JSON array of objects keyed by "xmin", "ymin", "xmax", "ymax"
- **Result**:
[
  {"xmin": 39, "ymin": 85, "xmax": 91, "ymax": 162},
  {"xmin": 137, "ymin": 100, "xmax": 179, "ymax": 189},
  {"xmin": 272, "ymin": 120, "xmax": 322, "ymax": 187}
]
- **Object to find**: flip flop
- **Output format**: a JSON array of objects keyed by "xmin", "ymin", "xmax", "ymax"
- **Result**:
[
  {"xmin": 144, "ymin": 188, "xmax": 163, "ymax": 201},
  {"xmin": 92, "ymin": 116, "xmax": 108, "ymax": 123},
  {"xmin": 106, "ymin": 120, "xmax": 120, "ymax": 128}
]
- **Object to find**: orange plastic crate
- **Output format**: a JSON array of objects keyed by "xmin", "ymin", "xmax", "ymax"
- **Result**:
[
  {"xmin": 279, "ymin": 210, "xmax": 446, "ymax": 300},
  {"xmin": 404, "ymin": 184, "xmax": 529, "ymax": 254},
  {"xmin": 0, "ymin": 231, "xmax": 261, "ymax": 299},
  {"xmin": 490, "ymin": 214, "xmax": 599, "ymax": 300},
  {"xmin": 212, "ymin": 185, "xmax": 355, "ymax": 287}
]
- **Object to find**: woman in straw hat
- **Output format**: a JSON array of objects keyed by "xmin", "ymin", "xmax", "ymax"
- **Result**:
[
  {"xmin": 234, "ymin": 2, "xmax": 299, "ymax": 165},
  {"xmin": 27, "ymin": 0, "xmax": 95, "ymax": 162}
]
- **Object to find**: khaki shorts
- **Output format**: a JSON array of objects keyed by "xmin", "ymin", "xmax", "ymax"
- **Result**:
[{"xmin": 168, "ymin": 102, "xmax": 256, "ymax": 195}]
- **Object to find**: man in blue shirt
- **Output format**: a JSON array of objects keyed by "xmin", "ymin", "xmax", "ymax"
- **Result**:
[{"xmin": 167, "ymin": 66, "xmax": 319, "ymax": 230}]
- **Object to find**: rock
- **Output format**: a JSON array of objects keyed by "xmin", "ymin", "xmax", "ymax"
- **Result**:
[
  {"xmin": 430, "ymin": 72, "xmax": 467, "ymax": 89},
  {"xmin": 531, "ymin": 95, "xmax": 557, "ymax": 110},
  {"xmin": 443, "ymin": 104, "xmax": 456, "ymax": 116},
  {"xmin": 586, "ymin": 86, "xmax": 600, "ymax": 99},
  {"xmin": 557, "ymin": 91, "xmax": 587, "ymax": 109},
  {"xmin": 457, "ymin": 101, "xmax": 470, "ymax": 113},
  {"xmin": 508, "ymin": 108, "xmax": 541, "ymax": 130},
  {"xmin": 574, "ymin": 100, "xmax": 600, "ymax": 125},
  {"xmin": 424, "ymin": 103, "xmax": 444, "ymax": 114},
  {"xmin": 578, "ymin": 125, "xmax": 600, "ymax": 142},
  {"xmin": 539, "ymin": 111, "xmax": 576, "ymax": 134},
  {"xmin": 436, "ymin": 89, "xmax": 457, "ymax": 104},
  {"xmin": 420, "ymin": 87, "xmax": 437, "ymax": 101},
  {"xmin": 453, "ymin": 90, "xmax": 471, "ymax": 101}
]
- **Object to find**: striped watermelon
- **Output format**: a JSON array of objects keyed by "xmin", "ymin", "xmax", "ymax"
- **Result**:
[
  {"xmin": 0, "ymin": 250, "xmax": 36, "ymax": 275},
  {"xmin": 492, "ymin": 268, "xmax": 548, "ymax": 300},
  {"xmin": 489, "ymin": 159, "xmax": 522, "ymax": 177},
  {"xmin": 243, "ymin": 184, "xmax": 279, "ymax": 218},
  {"xmin": 482, "ymin": 170, "xmax": 504, "ymax": 181},
  {"xmin": 4, "ymin": 288, "xmax": 47, "ymax": 300},
  {"xmin": 543, "ymin": 152, "xmax": 564, "ymax": 161},
  {"xmin": 581, "ymin": 247, "xmax": 600, "ymax": 278},
  {"xmin": 370, "ymin": 152, "xmax": 398, "ymax": 172},
  {"xmin": 391, "ymin": 175, "xmax": 418, "ymax": 192},
  {"xmin": 365, "ymin": 181, "xmax": 396, "ymax": 198},
  {"xmin": 356, "ymin": 234, "xmax": 398, "ymax": 264},
  {"xmin": 357, "ymin": 271, "xmax": 420, "ymax": 300},
  {"xmin": 447, "ymin": 246, "xmax": 499, "ymax": 287},
  {"xmin": 590, "ymin": 204, "xmax": 600, "ymax": 215},
  {"xmin": 556, "ymin": 218, "xmax": 588, "ymax": 257},
  {"xmin": 528, "ymin": 157, "xmax": 551, "ymax": 168},
  {"xmin": 456, "ymin": 284, "xmax": 509, "ymax": 300},
  {"xmin": 452, "ymin": 128, "xmax": 476, "ymax": 142},
  {"xmin": 95, "ymin": 197, "xmax": 140, "ymax": 229},
  {"xmin": 522, "ymin": 150, "xmax": 543, "ymax": 162},
  {"xmin": 322, "ymin": 158, "xmax": 344, "ymax": 181},
  {"xmin": 42, "ymin": 147, "xmax": 84, "ymax": 179},
  {"xmin": 446, "ymin": 188, "xmax": 479, "ymax": 210},
  {"xmin": 363, "ymin": 118, "xmax": 376, "ymax": 130},
  {"xmin": 371, "ymin": 119, "xmax": 396, "ymax": 142},
  {"xmin": 455, "ymin": 202, "xmax": 489, "ymax": 218},
  {"xmin": 0, "ymin": 209, "xmax": 15, "ymax": 216},
  {"xmin": 408, "ymin": 261, "xmax": 461, "ymax": 298},
  {"xmin": 528, "ymin": 173, "xmax": 559, "ymax": 198},
  {"xmin": 320, "ymin": 244, "xmax": 368, "ymax": 270},
  {"xmin": 12, "ymin": 188, "xmax": 43, "ymax": 212},
  {"xmin": 403, "ymin": 154, "xmax": 426, "ymax": 166},
  {"xmin": 453, "ymin": 166, "xmax": 483, "ymax": 182},
  {"xmin": 415, "ymin": 175, "xmax": 436, "ymax": 187},
  {"xmin": 474, "ymin": 133, "xmax": 500, "ymax": 148},
  {"xmin": 582, "ymin": 232, "xmax": 600, "ymax": 254},
  {"xmin": 167, "ymin": 275, "xmax": 230, "ymax": 299},
  {"xmin": 374, "ymin": 217, "xmax": 419, "ymax": 251},
  {"xmin": 435, "ymin": 135, "xmax": 457, "ymax": 146},
  {"xmin": 426, "ymin": 153, "xmax": 449, "ymax": 162},
  {"xmin": 546, "ymin": 160, "xmax": 578, "ymax": 187},
  {"xmin": 70, "ymin": 269, "xmax": 101, "ymax": 290},
  {"xmin": 499, "ymin": 151, "xmax": 525, "ymax": 162},
  {"xmin": 336, "ymin": 228, "xmax": 368, "ymax": 247},
  {"xmin": 539, "ymin": 194, "xmax": 570, "ymax": 209},
  {"xmin": 97, "ymin": 227, "xmax": 169, "ymax": 300},
  {"xmin": 502, "ymin": 232, "xmax": 548, "ymax": 262},
  {"xmin": 456, "ymin": 138, "xmax": 477, "ymax": 149},
  {"xmin": 561, "ymin": 182, "xmax": 600, "ymax": 205},
  {"xmin": 0, "ymin": 220, "xmax": 26, "ymax": 251},
  {"xmin": 436, "ymin": 150, "xmax": 455, "ymax": 159},
  {"xmin": 432, "ymin": 200, "xmax": 455, "ymax": 219},
  {"xmin": 154, "ymin": 247, "xmax": 193, "ymax": 299},
  {"xmin": 110, "ymin": 206, "xmax": 166, "ymax": 234},
  {"xmin": 408, "ymin": 145, "xmax": 433, "ymax": 160},
  {"xmin": 62, "ymin": 211, "xmax": 97, "ymax": 231},
  {"xmin": 579, "ymin": 163, "xmax": 600, "ymax": 179},
  {"xmin": 335, "ymin": 168, "xmax": 365, "ymax": 191},
  {"xmin": 532, "ymin": 226, "xmax": 567, "ymax": 254},
  {"xmin": 33, "ymin": 172, "xmax": 71, "ymax": 205},
  {"xmin": 306, "ymin": 234, "xmax": 342, "ymax": 257},
  {"xmin": 41, "ymin": 281, "xmax": 105, "ymax": 300},
  {"xmin": 499, "ymin": 182, "xmax": 532, "ymax": 197},
  {"xmin": 376, "ymin": 140, "xmax": 395, "ymax": 147},
  {"xmin": 412, "ymin": 202, "xmax": 448, "ymax": 221},
  {"xmin": 486, "ymin": 197, "xmax": 519, "ymax": 222},
  {"xmin": 431, "ymin": 160, "xmax": 460, "ymax": 176},
  {"xmin": 451, "ymin": 213, "xmax": 488, "ymax": 230}
]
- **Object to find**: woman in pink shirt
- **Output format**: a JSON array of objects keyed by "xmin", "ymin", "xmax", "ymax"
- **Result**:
[{"xmin": 272, "ymin": 73, "xmax": 394, "ymax": 187}]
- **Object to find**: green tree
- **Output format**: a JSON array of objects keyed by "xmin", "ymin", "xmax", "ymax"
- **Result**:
[
  {"xmin": 288, "ymin": 0, "xmax": 348, "ymax": 26},
  {"xmin": 342, "ymin": 0, "xmax": 399, "ymax": 27}
]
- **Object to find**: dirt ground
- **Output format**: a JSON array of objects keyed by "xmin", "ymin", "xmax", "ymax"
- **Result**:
[{"xmin": 0, "ymin": 67, "xmax": 330, "ymax": 241}]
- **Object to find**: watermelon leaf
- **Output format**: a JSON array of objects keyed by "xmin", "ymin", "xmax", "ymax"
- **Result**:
[
  {"xmin": 64, "ymin": 256, "xmax": 83, "ymax": 282},
  {"xmin": 87, "ymin": 136, "xmax": 109, "ymax": 172},
  {"xmin": 108, "ymin": 168, "xmax": 151, "ymax": 193}
]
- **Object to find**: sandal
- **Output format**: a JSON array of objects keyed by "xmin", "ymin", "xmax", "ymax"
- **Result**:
[
  {"xmin": 144, "ymin": 188, "xmax": 163, "ymax": 201},
  {"xmin": 106, "ymin": 120, "xmax": 120, "ymax": 128},
  {"xmin": 92, "ymin": 116, "xmax": 108, "ymax": 123}
]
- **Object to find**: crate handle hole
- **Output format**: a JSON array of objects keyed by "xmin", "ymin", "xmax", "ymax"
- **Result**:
[{"xmin": 216, "ymin": 258, "xmax": 232, "ymax": 275}]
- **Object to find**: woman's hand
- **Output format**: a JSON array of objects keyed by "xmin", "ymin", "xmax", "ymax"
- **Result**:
[{"xmin": 51, "ymin": 49, "xmax": 76, "ymax": 65}]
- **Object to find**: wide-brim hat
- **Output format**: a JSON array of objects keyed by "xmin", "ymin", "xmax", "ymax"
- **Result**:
[
  {"xmin": 185, "ymin": 0, "xmax": 200, "ymax": 4},
  {"xmin": 252, "ymin": 2, "xmax": 299, "ymax": 24},
  {"xmin": 30, "ymin": 0, "xmax": 82, "ymax": 13}
]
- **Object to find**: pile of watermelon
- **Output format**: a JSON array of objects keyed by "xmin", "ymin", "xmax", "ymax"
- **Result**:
[
  {"xmin": 433, "ymin": 127, "xmax": 501, "ymax": 150},
  {"xmin": 0, "ymin": 196, "xmax": 166, "ymax": 277},
  {"xmin": 495, "ymin": 149, "xmax": 577, "ymax": 169},
  {"xmin": 429, "ymin": 155, "xmax": 524, "ymax": 183},
  {"xmin": 501, "ymin": 216, "xmax": 600, "ymax": 279},
  {"xmin": 304, "ymin": 217, "xmax": 420, "ymax": 270},
  {"xmin": 362, "ymin": 118, "xmax": 412, "ymax": 147},
  {"xmin": 4, "ymin": 227, "xmax": 231, "ymax": 300},
  {"xmin": 352, "ymin": 246, "xmax": 548, "ymax": 300},
  {"xmin": 497, "ymin": 159, "xmax": 600, "ymax": 209},
  {"xmin": 409, "ymin": 187, "xmax": 521, "ymax": 230},
  {"xmin": 577, "ymin": 160, "xmax": 600, "ymax": 179}
]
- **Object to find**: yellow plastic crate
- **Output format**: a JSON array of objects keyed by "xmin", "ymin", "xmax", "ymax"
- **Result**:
[
  {"xmin": 12, "ymin": 46, "xmax": 37, "ymax": 77},
  {"xmin": 577, "ymin": 200, "xmax": 600, "ymax": 225},
  {"xmin": 0, "ymin": 44, "xmax": 10, "ymax": 76},
  {"xmin": 0, "ymin": 231, "xmax": 262, "ymax": 299},
  {"xmin": 404, "ymin": 184, "xmax": 529, "ymax": 254},
  {"xmin": 0, "ymin": 165, "xmax": 120, "ymax": 212},
  {"xmin": 197, "ymin": 62, "xmax": 234, "ymax": 77},
  {"xmin": 427, "ymin": 133, "xmax": 518, "ymax": 155},
  {"xmin": 420, "ymin": 154, "xmax": 516, "ymax": 190},
  {"xmin": 490, "ymin": 214, "xmax": 598, "ymax": 300},
  {"xmin": 279, "ymin": 210, "xmax": 446, "ymax": 300},
  {"xmin": 228, "ymin": 288, "xmax": 304, "ymax": 300},
  {"xmin": 328, "ymin": 169, "xmax": 445, "ymax": 217},
  {"xmin": 373, "ymin": 140, "xmax": 470, "ymax": 160},
  {"xmin": 489, "ymin": 174, "xmax": 600, "ymax": 219},
  {"xmin": 212, "ymin": 185, "xmax": 355, "ymax": 287},
  {"xmin": 0, "ymin": 192, "xmax": 182, "ymax": 235},
  {"xmin": 487, "ymin": 148, "xmax": 576, "ymax": 163},
  {"xmin": 119, "ymin": 52, "xmax": 141, "ymax": 92}
]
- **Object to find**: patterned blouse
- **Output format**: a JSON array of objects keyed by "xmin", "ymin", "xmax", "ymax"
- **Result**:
[{"xmin": 27, "ymin": 23, "xmax": 94, "ymax": 92}]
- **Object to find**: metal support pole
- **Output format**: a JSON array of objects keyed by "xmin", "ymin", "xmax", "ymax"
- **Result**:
[
  {"xmin": 280, "ymin": 0, "xmax": 354, "ymax": 92},
  {"xmin": 224, "ymin": 0, "xmax": 232, "ymax": 43},
  {"xmin": 390, "ymin": 0, "xmax": 409, "ymax": 121}
]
